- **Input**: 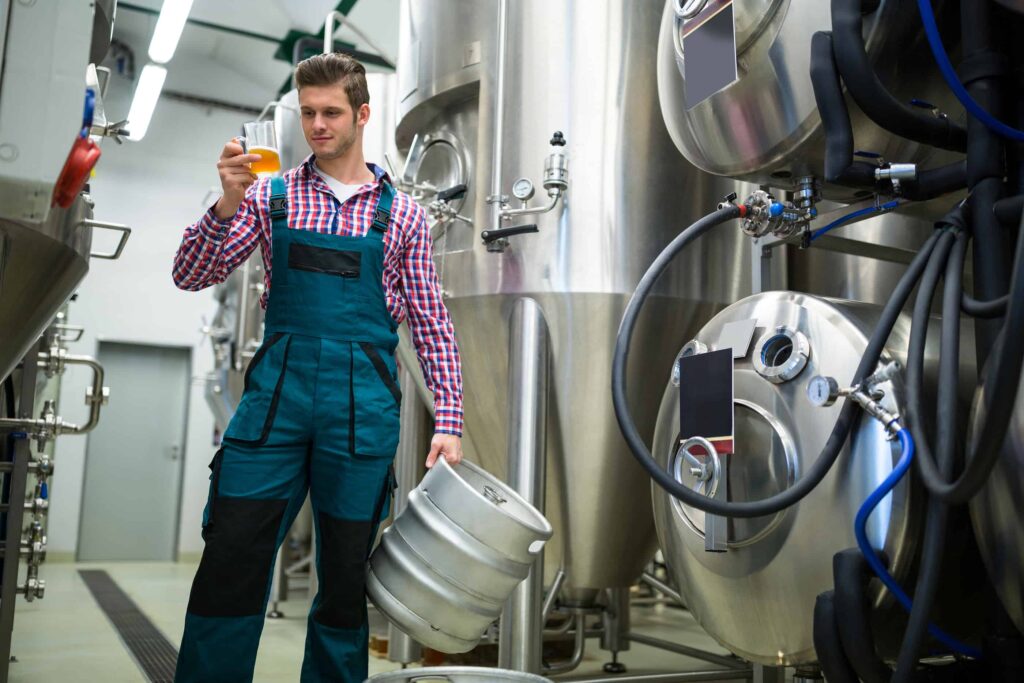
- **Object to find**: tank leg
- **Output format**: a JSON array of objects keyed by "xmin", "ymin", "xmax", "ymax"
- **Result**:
[
  {"xmin": 601, "ymin": 586, "xmax": 631, "ymax": 673},
  {"xmin": 266, "ymin": 546, "xmax": 287, "ymax": 618},
  {"xmin": 753, "ymin": 664, "xmax": 786, "ymax": 683},
  {"xmin": 387, "ymin": 366, "xmax": 427, "ymax": 666},
  {"xmin": 498, "ymin": 298, "xmax": 549, "ymax": 674}
]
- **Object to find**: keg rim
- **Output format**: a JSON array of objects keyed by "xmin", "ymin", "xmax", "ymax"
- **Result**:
[{"xmin": 434, "ymin": 457, "xmax": 554, "ymax": 540}]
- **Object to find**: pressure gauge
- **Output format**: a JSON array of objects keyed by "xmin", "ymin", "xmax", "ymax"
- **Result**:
[
  {"xmin": 807, "ymin": 375, "xmax": 840, "ymax": 408},
  {"xmin": 511, "ymin": 177, "xmax": 535, "ymax": 201}
]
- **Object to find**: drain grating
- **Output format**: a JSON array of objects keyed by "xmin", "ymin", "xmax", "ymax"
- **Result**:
[{"xmin": 78, "ymin": 569, "xmax": 178, "ymax": 682}]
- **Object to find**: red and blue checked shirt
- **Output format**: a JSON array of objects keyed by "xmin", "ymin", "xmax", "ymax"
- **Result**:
[{"xmin": 172, "ymin": 157, "xmax": 464, "ymax": 436}]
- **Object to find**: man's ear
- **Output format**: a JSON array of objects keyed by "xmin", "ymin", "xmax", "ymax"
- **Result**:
[{"xmin": 358, "ymin": 103, "xmax": 371, "ymax": 127}]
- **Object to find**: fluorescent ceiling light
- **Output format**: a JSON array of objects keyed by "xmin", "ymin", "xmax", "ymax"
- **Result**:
[
  {"xmin": 126, "ymin": 64, "xmax": 168, "ymax": 141},
  {"xmin": 148, "ymin": 0, "xmax": 194, "ymax": 63}
]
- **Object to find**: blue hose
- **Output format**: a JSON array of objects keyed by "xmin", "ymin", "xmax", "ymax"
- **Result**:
[
  {"xmin": 855, "ymin": 428, "xmax": 983, "ymax": 658},
  {"xmin": 810, "ymin": 200, "xmax": 900, "ymax": 241},
  {"xmin": 917, "ymin": 0, "xmax": 1024, "ymax": 143}
]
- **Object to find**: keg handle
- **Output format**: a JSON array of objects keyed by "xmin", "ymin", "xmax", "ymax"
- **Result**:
[
  {"xmin": 408, "ymin": 677, "xmax": 454, "ymax": 682},
  {"xmin": 482, "ymin": 485, "xmax": 508, "ymax": 506}
]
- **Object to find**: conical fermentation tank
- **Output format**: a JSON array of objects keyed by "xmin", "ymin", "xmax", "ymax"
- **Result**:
[
  {"xmin": 650, "ymin": 292, "xmax": 982, "ymax": 664},
  {"xmin": 0, "ymin": 0, "xmax": 117, "ymax": 380},
  {"xmin": 656, "ymin": 0, "xmax": 961, "ymax": 200},
  {"xmin": 394, "ymin": 0, "xmax": 755, "ymax": 595}
]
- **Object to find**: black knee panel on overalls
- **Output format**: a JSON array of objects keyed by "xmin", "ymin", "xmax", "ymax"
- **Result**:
[
  {"xmin": 187, "ymin": 496, "xmax": 288, "ymax": 617},
  {"xmin": 314, "ymin": 511, "xmax": 375, "ymax": 629}
]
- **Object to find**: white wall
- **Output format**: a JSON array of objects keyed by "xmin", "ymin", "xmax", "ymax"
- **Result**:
[{"xmin": 50, "ymin": 78, "xmax": 248, "ymax": 559}]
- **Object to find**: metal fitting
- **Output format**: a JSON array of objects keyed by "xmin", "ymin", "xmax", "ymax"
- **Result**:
[
  {"xmin": 741, "ymin": 187, "xmax": 817, "ymax": 239},
  {"xmin": 806, "ymin": 362, "xmax": 903, "ymax": 438}
]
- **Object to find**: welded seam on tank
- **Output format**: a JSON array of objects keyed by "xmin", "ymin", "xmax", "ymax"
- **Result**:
[{"xmin": 78, "ymin": 569, "xmax": 178, "ymax": 683}]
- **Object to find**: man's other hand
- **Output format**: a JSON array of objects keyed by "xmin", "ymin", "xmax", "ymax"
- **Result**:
[{"xmin": 425, "ymin": 433, "xmax": 463, "ymax": 468}]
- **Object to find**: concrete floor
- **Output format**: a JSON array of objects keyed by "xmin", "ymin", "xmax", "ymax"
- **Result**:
[{"xmin": 8, "ymin": 561, "xmax": 751, "ymax": 682}]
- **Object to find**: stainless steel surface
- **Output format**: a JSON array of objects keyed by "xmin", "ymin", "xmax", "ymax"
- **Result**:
[
  {"xmin": 0, "ymin": 194, "xmax": 94, "ymax": 382},
  {"xmin": 968, "ymin": 374, "xmax": 1024, "ymax": 633},
  {"xmin": 649, "ymin": 292, "xmax": 976, "ymax": 665},
  {"xmin": 367, "ymin": 456, "xmax": 552, "ymax": 653},
  {"xmin": 387, "ymin": 366, "xmax": 428, "ymax": 665},
  {"xmin": 365, "ymin": 666, "xmax": 552, "ymax": 682},
  {"xmin": 600, "ymin": 587, "xmax": 631, "ymax": 654},
  {"xmin": 395, "ymin": 0, "xmax": 756, "ymax": 594},
  {"xmin": 656, "ymin": 0, "xmax": 961, "ymax": 198},
  {"xmin": 627, "ymin": 634, "xmax": 747, "ymax": 671},
  {"xmin": 499, "ymin": 298, "xmax": 548, "ymax": 673}
]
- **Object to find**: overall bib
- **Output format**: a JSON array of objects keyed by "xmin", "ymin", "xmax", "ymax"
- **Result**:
[{"xmin": 176, "ymin": 177, "xmax": 401, "ymax": 683}]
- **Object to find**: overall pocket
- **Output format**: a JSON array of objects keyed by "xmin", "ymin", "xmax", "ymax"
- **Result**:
[
  {"xmin": 224, "ymin": 333, "xmax": 291, "ymax": 444},
  {"xmin": 200, "ymin": 448, "xmax": 225, "ymax": 540},
  {"xmin": 351, "ymin": 342, "xmax": 401, "ymax": 458}
]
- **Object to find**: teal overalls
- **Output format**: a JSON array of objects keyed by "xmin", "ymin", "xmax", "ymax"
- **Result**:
[{"xmin": 176, "ymin": 176, "xmax": 401, "ymax": 683}]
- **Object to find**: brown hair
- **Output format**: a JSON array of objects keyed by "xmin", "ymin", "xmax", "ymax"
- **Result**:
[{"xmin": 294, "ymin": 52, "xmax": 370, "ymax": 110}]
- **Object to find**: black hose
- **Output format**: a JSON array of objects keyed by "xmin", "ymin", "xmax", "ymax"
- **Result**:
[
  {"xmin": 830, "ymin": 0, "xmax": 967, "ymax": 153},
  {"xmin": 961, "ymin": 0, "xmax": 1010, "ymax": 365},
  {"xmin": 993, "ymin": 194, "xmax": 1024, "ymax": 227},
  {"xmin": 834, "ymin": 549, "xmax": 891, "ymax": 683},
  {"xmin": 914, "ymin": 209, "xmax": 1024, "ymax": 502},
  {"xmin": 961, "ymin": 292, "xmax": 1008, "ymax": 318},
  {"xmin": 612, "ymin": 216, "xmax": 943, "ymax": 518},
  {"xmin": 813, "ymin": 591, "xmax": 860, "ymax": 683},
  {"xmin": 901, "ymin": 161, "xmax": 968, "ymax": 202},
  {"xmin": 894, "ymin": 231, "xmax": 969, "ymax": 683},
  {"xmin": 810, "ymin": 31, "xmax": 879, "ymax": 187}
]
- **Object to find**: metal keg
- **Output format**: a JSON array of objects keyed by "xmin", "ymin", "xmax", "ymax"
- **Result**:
[
  {"xmin": 367, "ymin": 458, "xmax": 553, "ymax": 653},
  {"xmin": 364, "ymin": 666, "xmax": 552, "ymax": 682}
]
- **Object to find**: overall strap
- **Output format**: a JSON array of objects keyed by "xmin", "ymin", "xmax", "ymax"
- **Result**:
[
  {"xmin": 369, "ymin": 181, "xmax": 395, "ymax": 239},
  {"xmin": 269, "ymin": 176, "xmax": 288, "ymax": 230}
]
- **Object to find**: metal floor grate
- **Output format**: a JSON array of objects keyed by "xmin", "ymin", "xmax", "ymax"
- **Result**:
[{"xmin": 78, "ymin": 569, "xmax": 178, "ymax": 682}]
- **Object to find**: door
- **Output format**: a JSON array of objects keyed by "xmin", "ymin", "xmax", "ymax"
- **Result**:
[{"xmin": 78, "ymin": 342, "xmax": 191, "ymax": 561}]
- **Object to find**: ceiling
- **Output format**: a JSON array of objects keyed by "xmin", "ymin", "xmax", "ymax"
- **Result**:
[{"xmin": 104, "ymin": 0, "xmax": 400, "ymax": 111}]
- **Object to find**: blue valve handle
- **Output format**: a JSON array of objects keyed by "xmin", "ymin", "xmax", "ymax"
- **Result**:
[{"xmin": 81, "ymin": 88, "xmax": 96, "ymax": 138}]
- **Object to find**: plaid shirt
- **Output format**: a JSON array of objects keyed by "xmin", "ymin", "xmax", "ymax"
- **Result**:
[{"xmin": 173, "ymin": 157, "xmax": 463, "ymax": 436}]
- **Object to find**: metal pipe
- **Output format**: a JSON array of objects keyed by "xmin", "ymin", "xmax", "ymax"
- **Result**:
[
  {"xmin": 567, "ymin": 670, "xmax": 752, "ymax": 683},
  {"xmin": 640, "ymin": 571, "xmax": 684, "ymax": 606},
  {"xmin": 627, "ymin": 633, "xmax": 748, "ymax": 671},
  {"xmin": 543, "ymin": 613, "xmax": 586, "ymax": 675},
  {"xmin": 323, "ymin": 10, "xmax": 396, "ymax": 68},
  {"xmin": 498, "ymin": 297, "xmax": 549, "ymax": 673},
  {"xmin": 499, "ymin": 192, "xmax": 560, "ymax": 220},
  {"xmin": 488, "ymin": 0, "xmax": 509, "ymax": 233},
  {"xmin": 61, "ymin": 355, "xmax": 105, "ymax": 434},
  {"xmin": 0, "ymin": 355, "xmax": 106, "ymax": 436},
  {"xmin": 388, "ymin": 366, "xmax": 427, "ymax": 665},
  {"xmin": 541, "ymin": 566, "xmax": 566, "ymax": 625}
]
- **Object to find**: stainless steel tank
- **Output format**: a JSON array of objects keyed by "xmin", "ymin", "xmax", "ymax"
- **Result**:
[
  {"xmin": 968, "ymin": 380, "xmax": 1024, "ymax": 634},
  {"xmin": 0, "ymin": 196, "xmax": 94, "ymax": 381},
  {"xmin": 656, "ymin": 0, "xmax": 960, "ymax": 198},
  {"xmin": 394, "ymin": 0, "xmax": 755, "ymax": 597},
  {"xmin": 650, "ymin": 291, "xmax": 978, "ymax": 665}
]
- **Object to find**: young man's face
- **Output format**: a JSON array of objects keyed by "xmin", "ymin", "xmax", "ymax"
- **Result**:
[{"xmin": 298, "ymin": 82, "xmax": 370, "ymax": 161}]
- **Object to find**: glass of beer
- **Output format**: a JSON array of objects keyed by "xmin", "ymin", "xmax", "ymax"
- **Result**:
[{"xmin": 240, "ymin": 121, "xmax": 281, "ymax": 175}]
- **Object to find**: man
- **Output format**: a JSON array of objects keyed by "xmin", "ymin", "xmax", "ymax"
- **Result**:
[{"xmin": 171, "ymin": 52, "xmax": 463, "ymax": 682}]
